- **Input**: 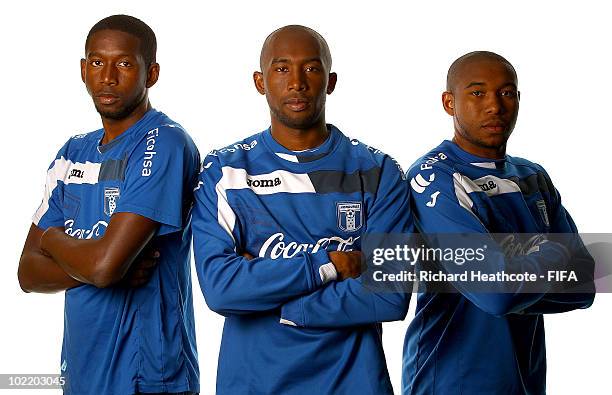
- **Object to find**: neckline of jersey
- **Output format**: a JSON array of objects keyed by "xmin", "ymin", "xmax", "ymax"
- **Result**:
[
  {"xmin": 97, "ymin": 108, "xmax": 159, "ymax": 154},
  {"xmin": 261, "ymin": 124, "xmax": 342, "ymax": 166},
  {"xmin": 443, "ymin": 139, "xmax": 507, "ymax": 170}
]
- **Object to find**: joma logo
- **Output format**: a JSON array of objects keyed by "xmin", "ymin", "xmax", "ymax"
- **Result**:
[
  {"xmin": 478, "ymin": 180, "xmax": 497, "ymax": 191},
  {"xmin": 68, "ymin": 169, "xmax": 84, "ymax": 179},
  {"xmin": 246, "ymin": 177, "xmax": 281, "ymax": 188}
]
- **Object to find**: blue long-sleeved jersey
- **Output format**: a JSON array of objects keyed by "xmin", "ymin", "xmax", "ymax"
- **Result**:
[
  {"xmin": 402, "ymin": 140, "xmax": 594, "ymax": 395},
  {"xmin": 192, "ymin": 125, "xmax": 413, "ymax": 394}
]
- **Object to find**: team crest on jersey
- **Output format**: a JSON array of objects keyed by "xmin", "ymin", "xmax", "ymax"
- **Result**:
[
  {"xmin": 104, "ymin": 187, "xmax": 121, "ymax": 216},
  {"xmin": 536, "ymin": 200, "xmax": 550, "ymax": 227},
  {"xmin": 337, "ymin": 202, "xmax": 362, "ymax": 232}
]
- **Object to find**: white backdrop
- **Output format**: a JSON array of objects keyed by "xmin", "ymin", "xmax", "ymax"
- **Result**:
[{"xmin": 1, "ymin": 1, "xmax": 610, "ymax": 393}]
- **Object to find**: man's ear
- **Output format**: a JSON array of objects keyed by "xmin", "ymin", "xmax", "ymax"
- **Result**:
[
  {"xmin": 326, "ymin": 72, "xmax": 337, "ymax": 94},
  {"xmin": 442, "ymin": 91, "xmax": 455, "ymax": 116},
  {"xmin": 253, "ymin": 71, "xmax": 265, "ymax": 95},
  {"xmin": 80, "ymin": 58, "xmax": 86, "ymax": 83},
  {"xmin": 145, "ymin": 63, "xmax": 160, "ymax": 88}
]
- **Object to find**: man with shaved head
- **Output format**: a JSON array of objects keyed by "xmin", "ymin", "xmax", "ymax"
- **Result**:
[
  {"xmin": 192, "ymin": 25, "xmax": 412, "ymax": 394},
  {"xmin": 402, "ymin": 51, "xmax": 594, "ymax": 394}
]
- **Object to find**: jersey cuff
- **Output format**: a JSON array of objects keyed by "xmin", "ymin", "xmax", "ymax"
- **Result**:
[
  {"xmin": 279, "ymin": 318, "xmax": 298, "ymax": 326},
  {"xmin": 319, "ymin": 262, "xmax": 338, "ymax": 284},
  {"xmin": 32, "ymin": 215, "xmax": 64, "ymax": 231},
  {"xmin": 114, "ymin": 204, "xmax": 182, "ymax": 236},
  {"xmin": 309, "ymin": 249, "xmax": 333, "ymax": 288},
  {"xmin": 541, "ymin": 240, "xmax": 572, "ymax": 264},
  {"xmin": 279, "ymin": 297, "xmax": 305, "ymax": 327}
]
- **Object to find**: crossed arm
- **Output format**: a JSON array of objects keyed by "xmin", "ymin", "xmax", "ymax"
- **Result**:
[
  {"xmin": 409, "ymin": 167, "xmax": 594, "ymax": 316},
  {"xmin": 193, "ymin": 155, "xmax": 411, "ymax": 326},
  {"xmin": 18, "ymin": 213, "xmax": 159, "ymax": 293}
]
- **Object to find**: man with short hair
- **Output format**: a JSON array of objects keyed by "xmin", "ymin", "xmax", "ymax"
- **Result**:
[
  {"xmin": 192, "ymin": 25, "xmax": 412, "ymax": 394},
  {"xmin": 402, "ymin": 51, "xmax": 594, "ymax": 394},
  {"xmin": 18, "ymin": 15, "xmax": 199, "ymax": 395}
]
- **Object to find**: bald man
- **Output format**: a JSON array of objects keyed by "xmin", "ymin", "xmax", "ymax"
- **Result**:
[
  {"xmin": 402, "ymin": 51, "xmax": 594, "ymax": 394},
  {"xmin": 191, "ymin": 25, "xmax": 412, "ymax": 394}
]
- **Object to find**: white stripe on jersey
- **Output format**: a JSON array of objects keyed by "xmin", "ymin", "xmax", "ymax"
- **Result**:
[
  {"xmin": 215, "ymin": 181, "xmax": 236, "ymax": 243},
  {"xmin": 456, "ymin": 174, "xmax": 521, "ymax": 197},
  {"xmin": 452, "ymin": 173, "xmax": 487, "ymax": 229},
  {"xmin": 33, "ymin": 157, "xmax": 101, "ymax": 225},
  {"xmin": 220, "ymin": 167, "xmax": 316, "ymax": 195},
  {"xmin": 213, "ymin": 166, "xmax": 317, "ymax": 241},
  {"xmin": 275, "ymin": 153, "xmax": 299, "ymax": 163},
  {"xmin": 452, "ymin": 173, "xmax": 475, "ymax": 211},
  {"xmin": 452, "ymin": 172, "xmax": 521, "ymax": 229},
  {"xmin": 470, "ymin": 162, "xmax": 497, "ymax": 169}
]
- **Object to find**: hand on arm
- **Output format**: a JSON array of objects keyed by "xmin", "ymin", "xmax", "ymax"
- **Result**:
[
  {"xmin": 329, "ymin": 251, "xmax": 363, "ymax": 280},
  {"xmin": 518, "ymin": 183, "xmax": 595, "ymax": 314},
  {"xmin": 18, "ymin": 224, "xmax": 82, "ymax": 293},
  {"xmin": 194, "ymin": 156, "xmax": 338, "ymax": 316},
  {"xmin": 117, "ymin": 246, "xmax": 160, "ymax": 288},
  {"xmin": 242, "ymin": 250, "xmax": 363, "ymax": 280},
  {"xmin": 411, "ymin": 167, "xmax": 591, "ymax": 317},
  {"xmin": 196, "ymin": 223, "xmax": 335, "ymax": 315},
  {"xmin": 39, "ymin": 212, "xmax": 159, "ymax": 288},
  {"xmin": 279, "ymin": 156, "xmax": 413, "ymax": 328}
]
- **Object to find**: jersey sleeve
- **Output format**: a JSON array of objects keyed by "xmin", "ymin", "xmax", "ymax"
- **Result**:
[
  {"xmin": 191, "ymin": 154, "xmax": 336, "ymax": 316},
  {"xmin": 114, "ymin": 126, "xmax": 199, "ymax": 236},
  {"xmin": 520, "ymin": 170, "xmax": 595, "ymax": 314},
  {"xmin": 279, "ymin": 155, "xmax": 413, "ymax": 328},
  {"xmin": 405, "ymin": 163, "xmax": 575, "ymax": 317},
  {"xmin": 32, "ymin": 141, "xmax": 71, "ymax": 230}
]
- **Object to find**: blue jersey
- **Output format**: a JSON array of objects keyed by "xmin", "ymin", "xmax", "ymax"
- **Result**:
[
  {"xmin": 33, "ymin": 109, "xmax": 200, "ymax": 395},
  {"xmin": 402, "ymin": 140, "xmax": 594, "ymax": 395},
  {"xmin": 192, "ymin": 125, "xmax": 412, "ymax": 395}
]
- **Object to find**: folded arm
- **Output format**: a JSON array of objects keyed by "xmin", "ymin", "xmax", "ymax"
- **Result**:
[
  {"xmin": 192, "ymin": 156, "xmax": 346, "ymax": 316},
  {"xmin": 40, "ymin": 213, "xmax": 158, "ymax": 288},
  {"xmin": 18, "ymin": 224, "xmax": 82, "ymax": 293},
  {"xmin": 411, "ymin": 167, "xmax": 593, "ymax": 317},
  {"xmin": 280, "ymin": 156, "xmax": 413, "ymax": 328}
]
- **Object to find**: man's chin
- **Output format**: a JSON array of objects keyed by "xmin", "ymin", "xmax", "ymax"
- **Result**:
[
  {"xmin": 94, "ymin": 104, "xmax": 134, "ymax": 121},
  {"xmin": 488, "ymin": 136, "xmax": 511, "ymax": 148},
  {"xmin": 275, "ymin": 112, "xmax": 320, "ymax": 130},
  {"xmin": 475, "ymin": 131, "xmax": 511, "ymax": 149}
]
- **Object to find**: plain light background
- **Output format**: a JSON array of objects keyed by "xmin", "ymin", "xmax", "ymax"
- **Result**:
[{"xmin": 1, "ymin": 1, "xmax": 610, "ymax": 393}]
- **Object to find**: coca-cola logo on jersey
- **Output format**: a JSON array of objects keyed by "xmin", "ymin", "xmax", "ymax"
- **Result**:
[
  {"xmin": 258, "ymin": 232, "xmax": 359, "ymax": 259},
  {"xmin": 64, "ymin": 219, "xmax": 108, "ymax": 239},
  {"xmin": 499, "ymin": 234, "xmax": 548, "ymax": 258}
]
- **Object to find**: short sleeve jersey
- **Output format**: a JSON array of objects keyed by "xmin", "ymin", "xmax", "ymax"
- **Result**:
[{"xmin": 33, "ymin": 109, "xmax": 200, "ymax": 395}]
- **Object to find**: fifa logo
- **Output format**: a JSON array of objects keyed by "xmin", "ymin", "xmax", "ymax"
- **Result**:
[
  {"xmin": 337, "ymin": 202, "xmax": 362, "ymax": 232},
  {"xmin": 104, "ymin": 187, "xmax": 120, "ymax": 216}
]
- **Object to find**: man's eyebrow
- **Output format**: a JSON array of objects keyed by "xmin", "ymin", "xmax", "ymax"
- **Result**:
[
  {"xmin": 270, "ymin": 57, "xmax": 323, "ymax": 64},
  {"xmin": 87, "ymin": 51, "xmax": 135, "ymax": 58},
  {"xmin": 465, "ymin": 82, "xmax": 485, "ymax": 89},
  {"xmin": 464, "ymin": 82, "xmax": 518, "ymax": 89}
]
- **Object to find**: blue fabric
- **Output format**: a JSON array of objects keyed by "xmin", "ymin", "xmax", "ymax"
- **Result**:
[
  {"xmin": 192, "ymin": 125, "xmax": 413, "ymax": 394},
  {"xmin": 33, "ymin": 109, "xmax": 200, "ymax": 395},
  {"xmin": 402, "ymin": 140, "xmax": 594, "ymax": 395}
]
